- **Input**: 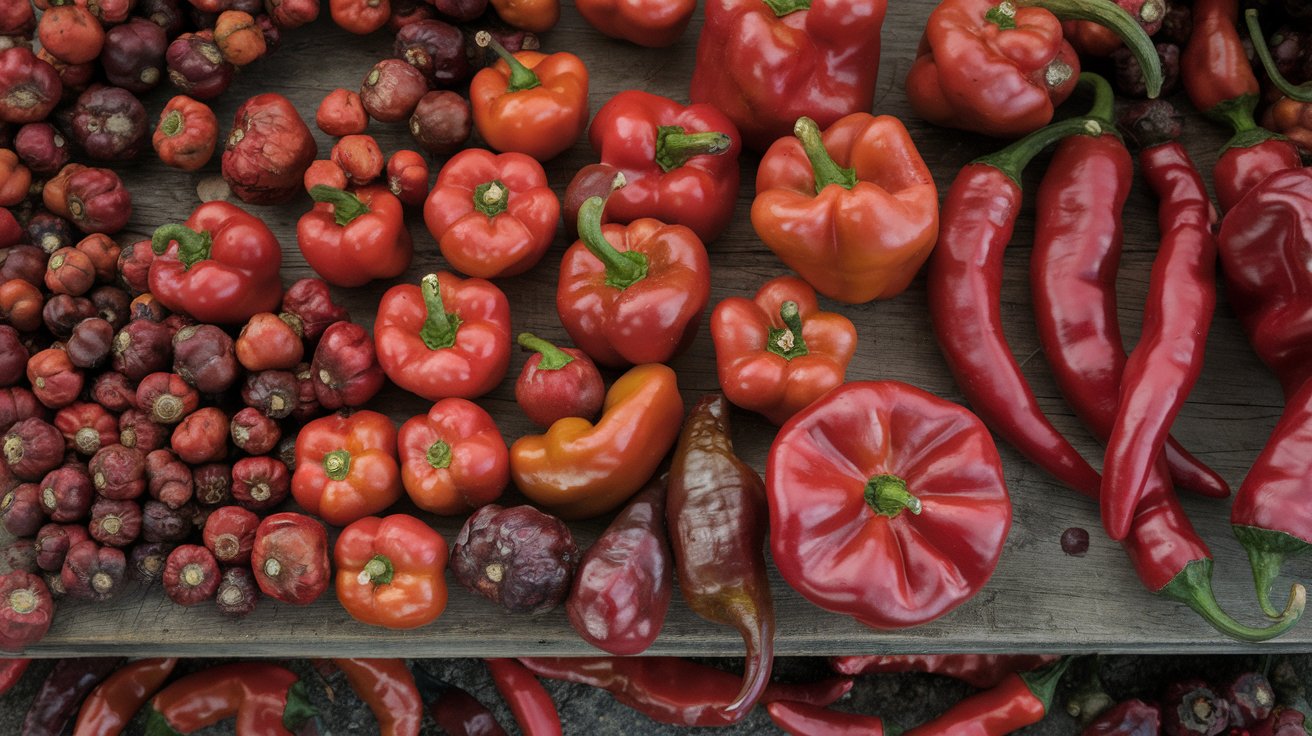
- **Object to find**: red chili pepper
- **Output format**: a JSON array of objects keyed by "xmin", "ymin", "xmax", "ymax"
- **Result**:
[
  {"xmin": 1030, "ymin": 103, "xmax": 1228, "ymax": 498},
  {"xmin": 0, "ymin": 657, "xmax": 29, "ymax": 695},
  {"xmin": 149, "ymin": 201, "xmax": 283, "ymax": 325},
  {"xmin": 767, "ymin": 700, "xmax": 888, "ymax": 735},
  {"xmin": 927, "ymin": 77, "xmax": 1107, "ymax": 498},
  {"xmin": 1099, "ymin": 141, "xmax": 1217, "ymax": 541},
  {"xmin": 587, "ymin": 90, "xmax": 740, "ymax": 243},
  {"xmin": 576, "ymin": 0, "xmax": 692, "ymax": 46},
  {"xmin": 829, "ymin": 654, "xmax": 1061, "ymax": 689},
  {"xmin": 415, "ymin": 667, "xmax": 507, "ymax": 736},
  {"xmin": 332, "ymin": 659, "xmax": 422, "ymax": 736},
  {"xmin": 23, "ymin": 657, "xmax": 124, "ymax": 736},
  {"xmin": 484, "ymin": 658, "xmax": 562, "ymax": 736},
  {"xmin": 902, "ymin": 658, "xmax": 1070, "ymax": 736},
  {"xmin": 374, "ymin": 272, "xmax": 512, "ymax": 401},
  {"xmin": 517, "ymin": 657, "xmax": 853, "ymax": 727},
  {"xmin": 145, "ymin": 662, "xmax": 316, "ymax": 735},
  {"xmin": 72, "ymin": 658, "xmax": 178, "ymax": 736},
  {"xmin": 688, "ymin": 0, "xmax": 884, "ymax": 152},
  {"xmin": 297, "ymin": 184, "xmax": 413, "ymax": 288}
]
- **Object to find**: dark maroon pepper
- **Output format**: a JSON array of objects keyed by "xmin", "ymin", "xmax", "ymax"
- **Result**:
[
  {"xmin": 266, "ymin": 0, "xmax": 320, "ymax": 29},
  {"xmin": 172, "ymin": 323, "xmax": 239, "ymax": 393},
  {"xmin": 22, "ymin": 658, "xmax": 124, "ymax": 736},
  {"xmin": 165, "ymin": 32, "xmax": 234, "ymax": 100},
  {"xmin": 2, "ymin": 246, "xmax": 49, "ymax": 287},
  {"xmin": 395, "ymin": 20, "xmax": 470, "ymax": 87},
  {"xmin": 451, "ymin": 504, "xmax": 579, "ymax": 615},
  {"xmin": 360, "ymin": 58, "xmax": 427, "ymax": 123},
  {"xmin": 163, "ymin": 544, "xmax": 219, "ymax": 606},
  {"xmin": 229, "ymin": 407, "xmax": 280, "ymax": 455},
  {"xmin": 409, "ymin": 90, "xmax": 472, "ymax": 156},
  {"xmin": 431, "ymin": 0, "xmax": 485, "ymax": 22},
  {"xmin": 89, "ymin": 444, "xmax": 146, "ymax": 500},
  {"xmin": 1, "ymin": 483, "xmax": 44, "ymax": 537},
  {"xmin": 0, "ymin": 388, "xmax": 42, "ymax": 435},
  {"xmin": 0, "ymin": 570, "xmax": 53, "ymax": 651},
  {"xmin": 215, "ymin": 566, "xmax": 259, "ymax": 617},
  {"xmin": 41, "ymin": 295, "xmax": 97, "ymax": 339},
  {"xmin": 311, "ymin": 321, "xmax": 383, "ymax": 410},
  {"xmin": 61, "ymin": 540, "xmax": 125, "ymax": 601},
  {"xmin": 3, "ymin": 418, "xmax": 63, "ymax": 481},
  {"xmin": 38, "ymin": 464, "xmax": 92, "ymax": 522},
  {"xmin": 88, "ymin": 286, "xmax": 130, "ymax": 330},
  {"xmin": 241, "ymin": 370, "xmax": 297, "ymax": 419},
  {"xmin": 102, "ymin": 19, "xmax": 168, "ymax": 94},
  {"xmin": 222, "ymin": 91, "xmax": 318, "ymax": 205},
  {"xmin": 281, "ymin": 278, "xmax": 348, "ymax": 343},
  {"xmin": 129, "ymin": 294, "xmax": 169, "ymax": 324},
  {"xmin": 1225, "ymin": 672, "xmax": 1276, "ymax": 728},
  {"xmin": 118, "ymin": 408, "xmax": 170, "ymax": 453},
  {"xmin": 136, "ymin": 372, "xmax": 199, "ymax": 425},
  {"xmin": 26, "ymin": 211, "xmax": 75, "ymax": 255},
  {"xmin": 89, "ymin": 497, "xmax": 142, "ymax": 547},
  {"xmin": 35, "ymin": 523, "xmax": 89, "ymax": 572},
  {"xmin": 90, "ymin": 372, "xmax": 135, "ymax": 413},
  {"xmin": 146, "ymin": 449, "xmax": 193, "ymax": 509},
  {"xmin": 69, "ymin": 86, "xmax": 148, "ymax": 162},
  {"xmin": 64, "ymin": 167, "xmax": 132, "ymax": 235},
  {"xmin": 14, "ymin": 122, "xmax": 70, "ymax": 175},
  {"xmin": 129, "ymin": 541, "xmax": 173, "ymax": 584},
  {"xmin": 116, "ymin": 240, "xmax": 154, "ymax": 295},
  {"xmin": 66, "ymin": 318, "xmax": 114, "ymax": 369},
  {"xmin": 1163, "ymin": 678, "xmax": 1229, "ymax": 736},
  {"xmin": 112, "ymin": 319, "xmax": 173, "ymax": 381},
  {"xmin": 251, "ymin": 511, "xmax": 329, "ymax": 605},
  {"xmin": 0, "ymin": 2, "xmax": 34, "ymax": 35},
  {"xmin": 141, "ymin": 500, "xmax": 192, "ymax": 543},
  {"xmin": 2, "ymin": 539, "xmax": 36, "ymax": 573},
  {"xmin": 192, "ymin": 462, "xmax": 232, "ymax": 506},
  {"xmin": 0, "ymin": 48, "xmax": 61, "ymax": 125},
  {"xmin": 203, "ymin": 505, "xmax": 258, "ymax": 564},
  {"xmin": 0, "ymin": 325, "xmax": 27, "ymax": 385},
  {"xmin": 230, "ymin": 455, "xmax": 289, "ymax": 511}
]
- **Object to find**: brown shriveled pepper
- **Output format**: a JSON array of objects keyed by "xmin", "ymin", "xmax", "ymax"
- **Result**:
[{"xmin": 667, "ymin": 392, "xmax": 773, "ymax": 716}]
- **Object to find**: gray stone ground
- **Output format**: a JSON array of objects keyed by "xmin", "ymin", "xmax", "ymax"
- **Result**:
[{"xmin": 0, "ymin": 654, "xmax": 1308, "ymax": 734}]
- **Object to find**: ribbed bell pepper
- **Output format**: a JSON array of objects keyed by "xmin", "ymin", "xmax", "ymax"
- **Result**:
[
  {"xmin": 470, "ymin": 33, "xmax": 588, "ymax": 162},
  {"xmin": 291, "ymin": 410, "xmax": 402, "ymax": 528},
  {"xmin": 335, "ymin": 514, "xmax": 449, "ymax": 630},
  {"xmin": 297, "ymin": 184, "xmax": 412, "ymax": 288},
  {"xmin": 688, "ymin": 0, "xmax": 885, "ymax": 152},
  {"xmin": 751, "ymin": 115, "xmax": 939, "ymax": 304},
  {"xmin": 587, "ymin": 91, "xmax": 741, "ymax": 244}
]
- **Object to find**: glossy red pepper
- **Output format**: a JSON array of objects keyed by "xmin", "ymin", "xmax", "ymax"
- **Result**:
[
  {"xmin": 767, "ymin": 700, "xmax": 888, "ymax": 735},
  {"xmin": 902, "ymin": 659, "xmax": 1070, "ymax": 736},
  {"xmin": 469, "ymin": 33, "xmax": 589, "ymax": 161},
  {"xmin": 587, "ymin": 90, "xmax": 740, "ymax": 243},
  {"xmin": 556, "ymin": 189, "xmax": 710, "ymax": 367},
  {"xmin": 332, "ymin": 659, "xmax": 421, "ymax": 736},
  {"xmin": 374, "ymin": 272, "xmax": 512, "ymax": 401},
  {"xmin": 297, "ymin": 184, "xmax": 412, "ymax": 288},
  {"xmin": 149, "ymin": 201, "xmax": 282, "ymax": 325},
  {"xmin": 1100, "ymin": 140, "xmax": 1218, "ymax": 541},
  {"xmin": 513, "ymin": 333, "xmax": 605, "ymax": 428},
  {"xmin": 292, "ymin": 410, "xmax": 402, "ymax": 527},
  {"xmin": 73, "ymin": 658, "xmax": 178, "ymax": 736},
  {"xmin": 251, "ymin": 512, "xmax": 332, "ymax": 605},
  {"xmin": 0, "ymin": 657, "xmax": 29, "ymax": 694},
  {"xmin": 334, "ymin": 515, "xmax": 449, "ymax": 630},
  {"xmin": 829, "ymin": 654, "xmax": 1061, "ymax": 689},
  {"xmin": 484, "ymin": 658, "xmax": 562, "ymax": 736},
  {"xmin": 144, "ymin": 662, "xmax": 316, "ymax": 735},
  {"xmin": 688, "ymin": 0, "xmax": 884, "ymax": 152},
  {"xmin": 398, "ymin": 398, "xmax": 508, "ymax": 515},
  {"xmin": 415, "ymin": 668, "xmax": 507, "ymax": 736}
]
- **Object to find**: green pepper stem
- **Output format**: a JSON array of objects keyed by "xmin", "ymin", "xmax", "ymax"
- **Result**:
[
  {"xmin": 160, "ymin": 109, "xmax": 184, "ymax": 138},
  {"xmin": 975, "ymin": 76, "xmax": 1111, "ymax": 186},
  {"xmin": 655, "ymin": 126, "xmax": 732, "ymax": 172},
  {"xmin": 357, "ymin": 554, "xmax": 395, "ymax": 587},
  {"xmin": 1019, "ymin": 658, "xmax": 1072, "ymax": 712},
  {"xmin": 475, "ymin": 31, "xmax": 540, "ymax": 93},
  {"xmin": 1158, "ymin": 558, "xmax": 1306, "ymax": 642},
  {"xmin": 309, "ymin": 185, "xmax": 371, "ymax": 227},
  {"xmin": 986, "ymin": 1, "xmax": 1018, "ymax": 29},
  {"xmin": 419, "ymin": 274, "xmax": 461, "ymax": 351},
  {"xmin": 1246, "ymin": 10, "xmax": 1312, "ymax": 103},
  {"xmin": 151, "ymin": 224, "xmax": 213, "ymax": 270},
  {"xmin": 517, "ymin": 332, "xmax": 575, "ymax": 371},
  {"xmin": 794, "ymin": 117, "xmax": 856, "ymax": 194},
  {"xmin": 427, "ymin": 439, "xmax": 453, "ymax": 470},
  {"xmin": 864, "ymin": 474, "xmax": 923, "ymax": 518},
  {"xmin": 282, "ymin": 681, "xmax": 319, "ymax": 733},
  {"xmin": 1017, "ymin": 0, "xmax": 1162, "ymax": 98},
  {"xmin": 766, "ymin": 301, "xmax": 810, "ymax": 360},
  {"xmin": 474, "ymin": 180, "xmax": 509, "ymax": 218},
  {"xmin": 576, "ymin": 186, "xmax": 650, "ymax": 291},
  {"xmin": 323, "ymin": 449, "xmax": 351, "ymax": 481},
  {"xmin": 759, "ymin": 0, "xmax": 810, "ymax": 16},
  {"xmin": 1084, "ymin": 71, "xmax": 1115, "ymax": 124},
  {"xmin": 1233, "ymin": 525, "xmax": 1312, "ymax": 618}
]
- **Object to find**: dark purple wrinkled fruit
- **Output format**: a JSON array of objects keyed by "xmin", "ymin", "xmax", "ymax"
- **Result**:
[
  {"xmin": 128, "ymin": 542, "xmax": 173, "ymax": 584},
  {"xmin": 1061, "ymin": 527, "xmax": 1090, "ymax": 556},
  {"xmin": 1118, "ymin": 99, "xmax": 1183, "ymax": 150},
  {"xmin": 90, "ymin": 372, "xmax": 135, "ymax": 413},
  {"xmin": 38, "ymin": 464, "xmax": 92, "ymax": 522},
  {"xmin": 450, "ymin": 503, "xmax": 579, "ymax": 615},
  {"xmin": 1252, "ymin": 707, "xmax": 1307, "ymax": 736},
  {"xmin": 395, "ymin": 20, "xmax": 469, "ymax": 88},
  {"xmin": 3, "ymin": 417, "xmax": 64, "ymax": 481},
  {"xmin": 146, "ymin": 449, "xmax": 193, "ymax": 509},
  {"xmin": 0, "ymin": 483, "xmax": 44, "ymax": 537},
  {"xmin": 89, "ymin": 443, "xmax": 146, "ymax": 500},
  {"xmin": 14, "ymin": 122, "xmax": 70, "ymax": 174},
  {"xmin": 172, "ymin": 324, "xmax": 238, "ymax": 393},
  {"xmin": 165, "ymin": 33, "xmax": 233, "ymax": 100},
  {"xmin": 139, "ymin": 0, "xmax": 186, "ymax": 35},
  {"xmin": 0, "ymin": 48, "xmax": 62, "ymax": 125},
  {"xmin": 141, "ymin": 500, "xmax": 193, "ymax": 544},
  {"xmin": 1225, "ymin": 672, "xmax": 1275, "ymax": 728},
  {"xmin": 88, "ymin": 497, "xmax": 142, "ymax": 547},
  {"xmin": 112, "ymin": 319, "xmax": 173, "ymax": 381},
  {"xmin": 26, "ymin": 211, "xmax": 75, "ymax": 255},
  {"xmin": 1159, "ymin": 1, "xmax": 1190, "ymax": 46},
  {"xmin": 193, "ymin": 462, "xmax": 231, "ymax": 506},
  {"xmin": 35, "ymin": 522, "xmax": 89, "ymax": 572},
  {"xmin": 0, "ymin": 325, "xmax": 26, "ymax": 386},
  {"xmin": 431, "ymin": 0, "xmax": 485, "ymax": 22},
  {"xmin": 241, "ymin": 370, "xmax": 297, "ymax": 419},
  {"xmin": 1082, "ymin": 699, "xmax": 1161, "ymax": 736},
  {"xmin": 42, "ymin": 294, "xmax": 96, "ymax": 339},
  {"xmin": 215, "ymin": 566, "xmax": 258, "ymax": 618},
  {"xmin": 61, "ymin": 539, "xmax": 125, "ymax": 601},
  {"xmin": 409, "ymin": 90, "xmax": 471, "ymax": 156},
  {"xmin": 102, "ymin": 19, "xmax": 169, "ymax": 94},
  {"xmin": 70, "ymin": 86, "xmax": 149, "ymax": 162},
  {"xmin": 1114, "ymin": 43, "xmax": 1180, "ymax": 98},
  {"xmin": 89, "ymin": 287, "xmax": 131, "ymax": 331},
  {"xmin": 1163, "ymin": 678, "xmax": 1229, "ymax": 736},
  {"xmin": 1, "ymin": 246, "xmax": 49, "ymax": 287},
  {"xmin": 118, "ymin": 409, "xmax": 170, "ymax": 453}
]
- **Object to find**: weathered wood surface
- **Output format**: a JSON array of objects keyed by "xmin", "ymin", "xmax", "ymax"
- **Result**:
[{"xmin": 15, "ymin": 0, "xmax": 1307, "ymax": 657}]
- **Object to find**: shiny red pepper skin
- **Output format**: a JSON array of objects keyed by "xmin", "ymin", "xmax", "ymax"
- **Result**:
[
  {"xmin": 902, "ymin": 660, "xmax": 1069, "ymax": 736},
  {"xmin": 517, "ymin": 656, "xmax": 853, "ymax": 727},
  {"xmin": 1181, "ymin": 0, "xmax": 1257, "ymax": 124},
  {"xmin": 73, "ymin": 658, "xmax": 178, "ymax": 736},
  {"xmin": 297, "ymin": 184, "xmax": 413, "ymax": 288},
  {"xmin": 415, "ymin": 667, "xmax": 507, "ymax": 736},
  {"xmin": 145, "ymin": 662, "xmax": 315, "ymax": 735},
  {"xmin": 484, "ymin": 658, "xmax": 562, "ymax": 736},
  {"xmin": 829, "ymin": 654, "xmax": 1061, "ymax": 689},
  {"xmin": 1031, "ymin": 132, "xmax": 1228, "ymax": 499},
  {"xmin": 588, "ymin": 90, "xmax": 741, "ymax": 243},
  {"xmin": 0, "ymin": 657, "xmax": 29, "ymax": 694},
  {"xmin": 1213, "ymin": 137, "xmax": 1302, "ymax": 214},
  {"xmin": 688, "ymin": 0, "xmax": 885, "ymax": 152},
  {"xmin": 149, "ymin": 201, "xmax": 283, "ymax": 325},
  {"xmin": 767, "ymin": 700, "xmax": 887, "ymax": 735},
  {"xmin": 1101, "ymin": 142, "xmax": 1218, "ymax": 541},
  {"xmin": 23, "ymin": 658, "xmax": 125, "ymax": 736},
  {"xmin": 332, "ymin": 659, "xmax": 422, "ymax": 736}
]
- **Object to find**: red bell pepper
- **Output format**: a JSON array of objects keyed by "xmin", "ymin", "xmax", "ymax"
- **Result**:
[
  {"xmin": 556, "ymin": 190, "xmax": 710, "ymax": 367},
  {"xmin": 766, "ymin": 380, "xmax": 1011, "ymax": 629},
  {"xmin": 470, "ymin": 33, "xmax": 589, "ymax": 162},
  {"xmin": 397, "ymin": 398, "xmax": 508, "ymax": 515},
  {"xmin": 291, "ymin": 410, "xmax": 402, "ymax": 527},
  {"xmin": 587, "ymin": 90, "xmax": 741, "ymax": 243},
  {"xmin": 374, "ymin": 272, "xmax": 512, "ymax": 401},
  {"xmin": 335, "ymin": 514, "xmax": 449, "ymax": 630},
  {"xmin": 297, "ymin": 184, "xmax": 412, "ymax": 288},
  {"xmin": 688, "ymin": 0, "xmax": 885, "ymax": 152},
  {"xmin": 576, "ymin": 0, "xmax": 694, "ymax": 47},
  {"xmin": 906, "ymin": 0, "xmax": 1161, "ymax": 138},
  {"xmin": 423, "ymin": 149, "xmax": 559, "ymax": 279},
  {"xmin": 149, "ymin": 201, "xmax": 282, "ymax": 325},
  {"xmin": 711, "ymin": 275, "xmax": 856, "ymax": 426}
]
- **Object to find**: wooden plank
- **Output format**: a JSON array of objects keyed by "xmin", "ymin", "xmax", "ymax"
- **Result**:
[{"xmin": 12, "ymin": 0, "xmax": 1308, "ymax": 658}]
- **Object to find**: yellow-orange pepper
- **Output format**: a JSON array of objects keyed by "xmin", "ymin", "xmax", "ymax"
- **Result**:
[{"xmin": 510, "ymin": 363, "xmax": 682, "ymax": 519}]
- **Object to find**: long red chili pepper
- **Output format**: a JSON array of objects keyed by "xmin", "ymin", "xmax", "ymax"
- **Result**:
[
  {"xmin": 517, "ymin": 656, "xmax": 852, "ymax": 727},
  {"xmin": 829, "ymin": 654, "xmax": 1060, "ymax": 689},
  {"xmin": 927, "ymin": 75, "xmax": 1106, "ymax": 499},
  {"xmin": 415, "ymin": 666, "xmax": 508, "ymax": 736},
  {"xmin": 1099, "ymin": 142, "xmax": 1218, "ymax": 541},
  {"xmin": 1030, "ymin": 87, "xmax": 1228, "ymax": 499},
  {"xmin": 484, "ymin": 658, "xmax": 562, "ymax": 736},
  {"xmin": 73, "ymin": 658, "xmax": 178, "ymax": 736},
  {"xmin": 332, "ymin": 659, "xmax": 422, "ymax": 736},
  {"xmin": 767, "ymin": 700, "xmax": 888, "ymax": 735},
  {"xmin": 901, "ymin": 658, "xmax": 1071, "ymax": 736},
  {"xmin": 0, "ymin": 657, "xmax": 29, "ymax": 695}
]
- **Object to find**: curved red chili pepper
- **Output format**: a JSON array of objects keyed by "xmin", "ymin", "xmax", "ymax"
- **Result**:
[
  {"xmin": 415, "ymin": 667, "xmax": 508, "ymax": 736},
  {"xmin": 0, "ymin": 657, "xmax": 29, "ymax": 695},
  {"xmin": 73, "ymin": 658, "xmax": 178, "ymax": 736},
  {"xmin": 484, "ymin": 658, "xmax": 562, "ymax": 736},
  {"xmin": 332, "ymin": 659, "xmax": 422, "ymax": 736},
  {"xmin": 902, "ymin": 659, "xmax": 1070, "ymax": 736},
  {"xmin": 767, "ymin": 700, "xmax": 887, "ymax": 735},
  {"xmin": 830, "ymin": 654, "xmax": 1060, "ymax": 689},
  {"xmin": 1030, "ymin": 100, "xmax": 1228, "ymax": 499}
]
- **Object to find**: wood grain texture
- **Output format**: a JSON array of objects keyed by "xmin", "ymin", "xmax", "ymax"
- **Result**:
[{"xmin": 13, "ymin": 0, "xmax": 1307, "ymax": 657}]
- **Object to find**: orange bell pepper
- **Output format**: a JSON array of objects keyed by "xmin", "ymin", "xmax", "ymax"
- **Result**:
[
  {"xmin": 510, "ymin": 364, "xmax": 683, "ymax": 520},
  {"xmin": 291, "ymin": 410, "xmax": 402, "ymax": 527},
  {"xmin": 469, "ymin": 32, "xmax": 589, "ymax": 162},
  {"xmin": 489, "ymin": 0, "xmax": 560, "ymax": 33},
  {"xmin": 750, "ymin": 114, "xmax": 939, "ymax": 304},
  {"xmin": 335, "ymin": 514, "xmax": 449, "ymax": 630}
]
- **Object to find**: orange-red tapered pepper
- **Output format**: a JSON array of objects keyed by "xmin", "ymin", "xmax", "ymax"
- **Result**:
[
  {"xmin": 297, "ymin": 185, "xmax": 413, "ymax": 288},
  {"xmin": 752, "ymin": 115, "xmax": 939, "ymax": 304},
  {"xmin": 489, "ymin": 0, "xmax": 560, "ymax": 32},
  {"xmin": 510, "ymin": 363, "xmax": 683, "ymax": 520},
  {"xmin": 335, "ymin": 514, "xmax": 449, "ymax": 630},
  {"xmin": 291, "ymin": 410, "xmax": 402, "ymax": 527},
  {"xmin": 470, "ymin": 33, "xmax": 588, "ymax": 162}
]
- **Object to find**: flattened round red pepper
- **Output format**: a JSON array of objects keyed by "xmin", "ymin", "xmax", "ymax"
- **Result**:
[
  {"xmin": 588, "ymin": 91, "xmax": 740, "ymax": 243},
  {"xmin": 398, "ymin": 398, "xmax": 508, "ymax": 515},
  {"xmin": 766, "ymin": 380, "xmax": 1011, "ymax": 629},
  {"xmin": 298, "ymin": 184, "xmax": 412, "ymax": 288},
  {"xmin": 469, "ymin": 33, "xmax": 588, "ymax": 161},
  {"xmin": 152, "ymin": 95, "xmax": 218, "ymax": 172},
  {"xmin": 374, "ymin": 272, "xmax": 512, "ymax": 401},
  {"xmin": 556, "ymin": 192, "xmax": 710, "ymax": 367},
  {"xmin": 149, "ymin": 201, "xmax": 282, "ymax": 325},
  {"xmin": 292, "ymin": 410, "xmax": 402, "ymax": 527},
  {"xmin": 752, "ymin": 114, "xmax": 938, "ymax": 304},
  {"xmin": 711, "ymin": 275, "xmax": 857, "ymax": 425},
  {"xmin": 335, "ymin": 514, "xmax": 448, "ymax": 630},
  {"xmin": 423, "ymin": 149, "xmax": 559, "ymax": 279}
]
